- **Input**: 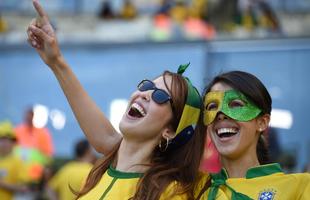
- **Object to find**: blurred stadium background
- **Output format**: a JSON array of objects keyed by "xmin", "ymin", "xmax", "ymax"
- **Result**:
[{"xmin": 1, "ymin": 0, "xmax": 310, "ymax": 172}]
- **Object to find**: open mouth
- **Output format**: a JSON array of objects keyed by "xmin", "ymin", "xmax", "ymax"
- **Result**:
[
  {"xmin": 128, "ymin": 102, "xmax": 146, "ymax": 118},
  {"xmin": 216, "ymin": 127, "xmax": 239, "ymax": 138}
]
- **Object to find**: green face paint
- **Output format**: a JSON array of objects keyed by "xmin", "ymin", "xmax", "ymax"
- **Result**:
[{"xmin": 204, "ymin": 90, "xmax": 262, "ymax": 125}]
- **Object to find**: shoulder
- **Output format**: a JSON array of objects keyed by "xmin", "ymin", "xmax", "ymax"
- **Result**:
[
  {"xmin": 290, "ymin": 172, "xmax": 310, "ymax": 187},
  {"xmin": 284, "ymin": 172, "xmax": 310, "ymax": 181},
  {"xmin": 288, "ymin": 172, "xmax": 310, "ymax": 199}
]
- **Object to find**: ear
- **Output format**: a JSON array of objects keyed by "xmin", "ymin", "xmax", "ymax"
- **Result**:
[
  {"xmin": 161, "ymin": 126, "xmax": 176, "ymax": 140},
  {"xmin": 256, "ymin": 114, "xmax": 270, "ymax": 132}
]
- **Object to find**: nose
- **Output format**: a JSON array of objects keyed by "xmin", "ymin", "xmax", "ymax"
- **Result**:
[
  {"xmin": 216, "ymin": 112, "xmax": 228, "ymax": 121},
  {"xmin": 138, "ymin": 90, "xmax": 151, "ymax": 102}
]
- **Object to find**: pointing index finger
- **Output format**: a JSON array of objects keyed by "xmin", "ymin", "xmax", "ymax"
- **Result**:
[{"xmin": 33, "ymin": 0, "xmax": 48, "ymax": 20}]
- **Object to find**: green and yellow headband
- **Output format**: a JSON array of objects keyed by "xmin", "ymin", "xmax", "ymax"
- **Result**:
[
  {"xmin": 170, "ymin": 63, "xmax": 201, "ymax": 148},
  {"xmin": 204, "ymin": 90, "xmax": 261, "ymax": 125}
]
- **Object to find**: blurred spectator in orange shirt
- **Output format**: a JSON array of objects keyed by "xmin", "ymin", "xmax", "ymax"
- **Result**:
[{"xmin": 14, "ymin": 107, "xmax": 54, "ymax": 181}]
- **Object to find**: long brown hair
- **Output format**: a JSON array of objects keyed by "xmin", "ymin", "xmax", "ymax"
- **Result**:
[{"xmin": 75, "ymin": 70, "xmax": 207, "ymax": 200}]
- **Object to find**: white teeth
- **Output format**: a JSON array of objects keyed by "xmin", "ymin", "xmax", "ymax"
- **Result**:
[
  {"xmin": 131, "ymin": 103, "xmax": 146, "ymax": 117},
  {"xmin": 217, "ymin": 128, "xmax": 238, "ymax": 135}
]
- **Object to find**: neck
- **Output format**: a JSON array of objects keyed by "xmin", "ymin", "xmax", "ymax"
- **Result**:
[
  {"xmin": 221, "ymin": 151, "xmax": 260, "ymax": 178},
  {"xmin": 115, "ymin": 138, "xmax": 157, "ymax": 173}
]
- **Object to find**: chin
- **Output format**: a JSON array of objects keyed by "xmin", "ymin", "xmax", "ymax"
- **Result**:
[
  {"xmin": 119, "ymin": 120, "xmax": 139, "ymax": 137},
  {"xmin": 214, "ymin": 142, "xmax": 239, "ymax": 158}
]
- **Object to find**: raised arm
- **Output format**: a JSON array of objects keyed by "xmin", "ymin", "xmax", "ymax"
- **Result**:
[{"xmin": 26, "ymin": 0, "xmax": 122, "ymax": 154}]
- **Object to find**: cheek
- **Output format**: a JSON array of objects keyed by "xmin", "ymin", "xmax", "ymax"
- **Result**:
[
  {"xmin": 151, "ymin": 105, "xmax": 173, "ymax": 125},
  {"xmin": 206, "ymin": 125, "xmax": 215, "ymax": 139},
  {"xmin": 239, "ymin": 122, "xmax": 259, "ymax": 139}
]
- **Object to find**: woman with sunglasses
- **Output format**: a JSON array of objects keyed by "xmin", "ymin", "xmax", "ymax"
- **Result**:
[
  {"xmin": 26, "ymin": 1, "xmax": 207, "ymax": 199},
  {"xmin": 199, "ymin": 71, "xmax": 310, "ymax": 200}
]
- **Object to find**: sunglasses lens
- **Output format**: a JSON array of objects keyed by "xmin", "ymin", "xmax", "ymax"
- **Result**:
[
  {"xmin": 138, "ymin": 80, "xmax": 171, "ymax": 104},
  {"xmin": 152, "ymin": 90, "xmax": 170, "ymax": 104},
  {"xmin": 138, "ymin": 80, "xmax": 154, "ymax": 91}
]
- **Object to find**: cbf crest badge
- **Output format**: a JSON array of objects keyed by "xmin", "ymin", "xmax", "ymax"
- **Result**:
[{"xmin": 258, "ymin": 189, "xmax": 276, "ymax": 200}]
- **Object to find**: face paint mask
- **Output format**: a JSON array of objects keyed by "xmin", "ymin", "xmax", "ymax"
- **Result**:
[{"xmin": 204, "ymin": 90, "xmax": 262, "ymax": 125}]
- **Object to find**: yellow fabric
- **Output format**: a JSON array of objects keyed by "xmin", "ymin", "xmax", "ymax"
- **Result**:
[
  {"xmin": 175, "ymin": 105, "xmax": 200, "ymax": 135},
  {"xmin": 200, "ymin": 171, "xmax": 310, "ymax": 200},
  {"xmin": 170, "ymin": 4, "xmax": 188, "ymax": 23},
  {"xmin": 0, "ymin": 153, "xmax": 28, "ymax": 200},
  {"xmin": 120, "ymin": 3, "xmax": 136, "ymax": 19},
  {"xmin": 160, "ymin": 181, "xmax": 188, "ymax": 200},
  {"xmin": 49, "ymin": 161, "xmax": 92, "ymax": 200},
  {"xmin": 0, "ymin": 17, "xmax": 8, "ymax": 33},
  {"xmin": 78, "ymin": 168, "xmax": 140, "ymax": 200},
  {"xmin": 79, "ymin": 167, "xmax": 194, "ymax": 200},
  {"xmin": 194, "ymin": 172, "xmax": 210, "ymax": 197}
]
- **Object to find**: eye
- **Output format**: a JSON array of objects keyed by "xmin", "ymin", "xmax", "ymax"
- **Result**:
[
  {"xmin": 229, "ymin": 99, "xmax": 245, "ymax": 108},
  {"xmin": 206, "ymin": 102, "xmax": 218, "ymax": 111}
]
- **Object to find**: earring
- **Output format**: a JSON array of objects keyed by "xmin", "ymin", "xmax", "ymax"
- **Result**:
[{"xmin": 159, "ymin": 137, "xmax": 169, "ymax": 152}]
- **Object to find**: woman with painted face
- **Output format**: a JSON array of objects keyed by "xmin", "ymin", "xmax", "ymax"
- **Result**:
[
  {"xmin": 26, "ymin": 1, "xmax": 206, "ymax": 199},
  {"xmin": 200, "ymin": 71, "xmax": 310, "ymax": 200}
]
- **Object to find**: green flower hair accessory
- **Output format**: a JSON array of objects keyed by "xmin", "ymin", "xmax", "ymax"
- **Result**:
[
  {"xmin": 177, "ymin": 62, "xmax": 190, "ymax": 75},
  {"xmin": 169, "ymin": 63, "xmax": 202, "ymax": 149}
]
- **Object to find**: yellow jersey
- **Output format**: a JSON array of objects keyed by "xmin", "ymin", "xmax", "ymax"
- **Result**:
[
  {"xmin": 49, "ymin": 161, "xmax": 92, "ymax": 200},
  {"xmin": 0, "ymin": 153, "xmax": 28, "ymax": 200},
  {"xmin": 201, "ymin": 163, "xmax": 310, "ymax": 200},
  {"xmin": 79, "ymin": 166, "xmax": 191, "ymax": 200}
]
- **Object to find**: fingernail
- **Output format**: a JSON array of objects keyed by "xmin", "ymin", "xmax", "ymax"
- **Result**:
[{"xmin": 32, "ymin": 41, "xmax": 37, "ymax": 46}]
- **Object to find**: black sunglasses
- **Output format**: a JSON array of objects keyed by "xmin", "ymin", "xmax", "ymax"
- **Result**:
[{"xmin": 137, "ymin": 79, "xmax": 172, "ymax": 105}]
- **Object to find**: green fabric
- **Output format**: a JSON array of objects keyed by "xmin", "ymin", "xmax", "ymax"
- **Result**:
[
  {"xmin": 207, "ymin": 164, "xmax": 283, "ymax": 200},
  {"xmin": 246, "ymin": 163, "xmax": 282, "ymax": 179},
  {"xmin": 99, "ymin": 166, "xmax": 143, "ymax": 199},
  {"xmin": 204, "ymin": 90, "xmax": 261, "ymax": 125},
  {"xmin": 107, "ymin": 165, "xmax": 143, "ymax": 179},
  {"xmin": 207, "ymin": 170, "xmax": 253, "ymax": 200},
  {"xmin": 185, "ymin": 78, "xmax": 201, "ymax": 108}
]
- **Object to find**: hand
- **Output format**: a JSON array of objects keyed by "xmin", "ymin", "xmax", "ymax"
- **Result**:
[{"xmin": 27, "ymin": 0, "xmax": 62, "ymax": 67}]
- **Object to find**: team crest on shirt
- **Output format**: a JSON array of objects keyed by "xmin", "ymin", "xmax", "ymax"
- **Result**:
[{"xmin": 258, "ymin": 189, "xmax": 276, "ymax": 200}]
